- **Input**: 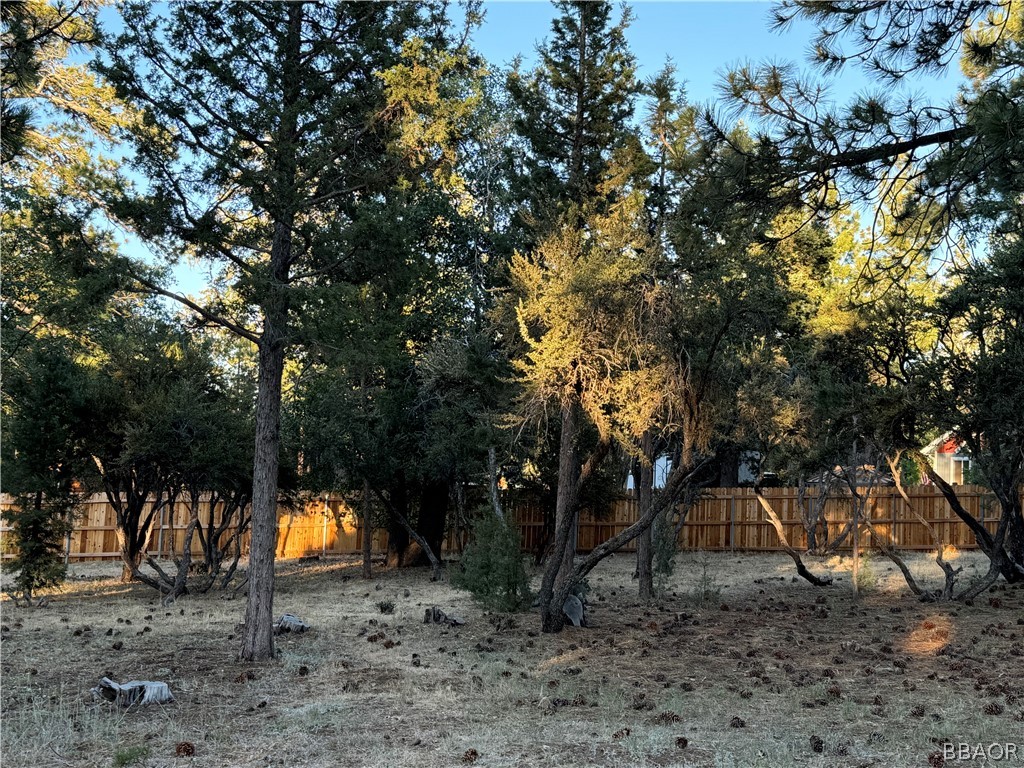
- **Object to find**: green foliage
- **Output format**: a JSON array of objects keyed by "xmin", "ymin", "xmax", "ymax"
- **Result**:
[
  {"xmin": 4, "ymin": 493, "xmax": 75, "ymax": 602},
  {"xmin": 112, "ymin": 745, "xmax": 150, "ymax": 768},
  {"xmin": 900, "ymin": 454, "xmax": 922, "ymax": 486},
  {"xmin": 452, "ymin": 512, "xmax": 532, "ymax": 612},
  {"xmin": 924, "ymin": 235, "xmax": 1024, "ymax": 506},
  {"xmin": 854, "ymin": 552, "xmax": 879, "ymax": 593},
  {"xmin": 1, "ymin": 339, "xmax": 95, "ymax": 601},
  {"xmin": 688, "ymin": 550, "xmax": 722, "ymax": 608},
  {"xmin": 506, "ymin": 0, "xmax": 639, "ymax": 235},
  {"xmin": 652, "ymin": 510, "xmax": 678, "ymax": 593}
]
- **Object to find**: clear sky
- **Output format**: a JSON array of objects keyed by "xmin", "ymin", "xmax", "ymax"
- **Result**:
[
  {"xmin": 472, "ymin": 1, "xmax": 961, "ymax": 103},
  {"xmin": 114, "ymin": 1, "xmax": 962, "ymax": 296}
]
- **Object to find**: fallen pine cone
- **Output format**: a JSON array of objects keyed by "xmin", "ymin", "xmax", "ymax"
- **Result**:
[
  {"xmin": 675, "ymin": 736, "xmax": 688, "ymax": 749},
  {"xmin": 809, "ymin": 735, "xmax": 824, "ymax": 753},
  {"xmin": 462, "ymin": 748, "xmax": 479, "ymax": 763},
  {"xmin": 928, "ymin": 751, "xmax": 945, "ymax": 768},
  {"xmin": 652, "ymin": 711, "xmax": 682, "ymax": 725},
  {"xmin": 612, "ymin": 727, "xmax": 631, "ymax": 740},
  {"xmin": 175, "ymin": 742, "xmax": 196, "ymax": 757}
]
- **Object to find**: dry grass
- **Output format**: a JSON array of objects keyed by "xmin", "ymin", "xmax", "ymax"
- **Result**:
[{"xmin": 1, "ymin": 551, "xmax": 1022, "ymax": 768}]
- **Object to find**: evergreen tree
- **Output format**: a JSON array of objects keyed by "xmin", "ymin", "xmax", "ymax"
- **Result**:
[
  {"xmin": 506, "ymin": 0, "xmax": 639, "ymax": 240},
  {"xmin": 502, "ymin": 0, "xmax": 647, "ymax": 632},
  {"xmin": 0, "ymin": 340, "xmax": 93, "ymax": 603},
  {"xmin": 1, "ymin": 0, "xmax": 132, "ymax": 602},
  {"xmin": 724, "ymin": 1, "xmax": 1023, "ymax": 249},
  {"xmin": 102, "ymin": 1, "xmax": 478, "ymax": 659}
]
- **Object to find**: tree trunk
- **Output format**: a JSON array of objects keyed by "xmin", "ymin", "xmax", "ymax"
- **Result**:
[
  {"xmin": 539, "ymin": 402, "xmax": 583, "ymax": 633},
  {"xmin": 717, "ymin": 443, "xmax": 740, "ymax": 487},
  {"xmin": 386, "ymin": 479, "xmax": 410, "ymax": 567},
  {"xmin": 635, "ymin": 430, "xmax": 656, "ymax": 600},
  {"xmin": 362, "ymin": 479, "xmax": 372, "ymax": 580},
  {"xmin": 409, "ymin": 478, "xmax": 449, "ymax": 568},
  {"xmin": 239, "ymin": 2, "xmax": 301, "ymax": 663},
  {"xmin": 543, "ymin": 458, "xmax": 711, "ymax": 630},
  {"xmin": 488, "ymin": 446, "xmax": 505, "ymax": 521},
  {"xmin": 112, "ymin": 493, "xmax": 161, "ymax": 583},
  {"xmin": 753, "ymin": 485, "xmax": 832, "ymax": 587},
  {"xmin": 239, "ymin": 335, "xmax": 285, "ymax": 662},
  {"xmin": 917, "ymin": 455, "xmax": 1022, "ymax": 584}
]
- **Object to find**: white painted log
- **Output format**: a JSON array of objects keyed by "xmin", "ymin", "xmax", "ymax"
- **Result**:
[
  {"xmin": 92, "ymin": 678, "xmax": 174, "ymax": 707},
  {"xmin": 273, "ymin": 613, "xmax": 310, "ymax": 634}
]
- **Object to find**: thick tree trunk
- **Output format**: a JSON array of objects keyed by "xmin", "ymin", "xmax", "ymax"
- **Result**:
[
  {"xmin": 240, "ymin": 2, "xmax": 301, "ymax": 662},
  {"xmin": 539, "ymin": 402, "xmax": 583, "ymax": 633},
  {"xmin": 409, "ymin": 478, "xmax": 449, "ymax": 568},
  {"xmin": 111, "ymin": 493, "xmax": 162, "ymax": 583},
  {"xmin": 635, "ymin": 430, "xmax": 656, "ymax": 600},
  {"xmin": 362, "ymin": 479, "xmax": 372, "ymax": 580},
  {"xmin": 717, "ymin": 443, "xmax": 740, "ymax": 487},
  {"xmin": 554, "ymin": 403, "xmax": 582, "ymax": 592},
  {"xmin": 116, "ymin": 526, "xmax": 139, "ymax": 583},
  {"xmin": 544, "ymin": 458, "xmax": 711, "ymax": 630},
  {"xmin": 374, "ymin": 489, "xmax": 442, "ymax": 581},
  {"xmin": 240, "ymin": 336, "xmax": 285, "ymax": 662},
  {"xmin": 919, "ymin": 456, "xmax": 1022, "ymax": 584},
  {"xmin": 386, "ymin": 479, "xmax": 410, "ymax": 567}
]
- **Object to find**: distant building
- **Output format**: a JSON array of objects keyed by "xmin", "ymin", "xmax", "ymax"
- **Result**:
[
  {"xmin": 921, "ymin": 433, "xmax": 972, "ymax": 485},
  {"xmin": 624, "ymin": 455, "xmax": 672, "ymax": 490}
]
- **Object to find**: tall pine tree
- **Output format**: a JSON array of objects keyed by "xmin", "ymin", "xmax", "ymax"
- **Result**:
[
  {"xmin": 103, "ymin": 1, "xmax": 478, "ymax": 660},
  {"xmin": 505, "ymin": 0, "xmax": 645, "ymax": 631}
]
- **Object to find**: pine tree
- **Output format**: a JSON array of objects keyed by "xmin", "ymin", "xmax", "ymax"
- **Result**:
[
  {"xmin": 1, "ymin": 0, "xmax": 133, "ymax": 601},
  {"xmin": 506, "ymin": 0, "xmax": 638, "ymax": 239},
  {"xmin": 503, "ymin": 1, "xmax": 647, "ymax": 631},
  {"xmin": 724, "ymin": 1, "xmax": 1023, "ymax": 249},
  {"xmin": 102, "ymin": 2, "xmax": 478, "ymax": 660}
]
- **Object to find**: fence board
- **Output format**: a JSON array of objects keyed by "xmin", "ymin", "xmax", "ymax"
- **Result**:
[{"xmin": 1, "ymin": 485, "xmax": 1018, "ymax": 562}]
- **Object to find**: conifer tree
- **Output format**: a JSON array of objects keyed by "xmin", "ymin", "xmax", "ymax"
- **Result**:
[
  {"xmin": 504, "ymin": 0, "xmax": 645, "ymax": 630},
  {"xmin": 103, "ymin": 1, "xmax": 479, "ymax": 660}
]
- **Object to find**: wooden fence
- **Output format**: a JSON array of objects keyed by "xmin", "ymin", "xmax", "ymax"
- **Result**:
[
  {"xmin": 0, "ymin": 485, "xmax": 1012, "ymax": 563},
  {"xmin": 556, "ymin": 485, "xmax": 1008, "ymax": 553}
]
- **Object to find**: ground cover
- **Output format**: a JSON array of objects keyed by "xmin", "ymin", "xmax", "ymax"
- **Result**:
[{"xmin": 1, "ymin": 551, "xmax": 1021, "ymax": 767}]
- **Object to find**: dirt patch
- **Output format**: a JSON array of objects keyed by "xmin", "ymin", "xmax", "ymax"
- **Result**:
[{"xmin": 1, "ymin": 552, "xmax": 1022, "ymax": 767}]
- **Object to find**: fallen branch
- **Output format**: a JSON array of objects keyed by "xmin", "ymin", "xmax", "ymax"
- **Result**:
[{"xmin": 753, "ymin": 485, "xmax": 832, "ymax": 587}]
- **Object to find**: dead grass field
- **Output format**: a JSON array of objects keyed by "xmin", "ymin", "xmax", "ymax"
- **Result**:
[{"xmin": 2, "ymin": 550, "xmax": 1022, "ymax": 768}]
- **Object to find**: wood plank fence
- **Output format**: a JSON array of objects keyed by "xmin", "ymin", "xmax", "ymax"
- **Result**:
[{"xmin": 0, "ymin": 485, "xmax": 1012, "ymax": 563}]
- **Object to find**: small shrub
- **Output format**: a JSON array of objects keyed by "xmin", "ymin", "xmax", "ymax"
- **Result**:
[
  {"xmin": 113, "ymin": 745, "xmax": 150, "ymax": 767},
  {"xmin": 452, "ymin": 512, "xmax": 531, "ymax": 612},
  {"xmin": 689, "ymin": 550, "xmax": 721, "ymax": 607},
  {"xmin": 652, "ymin": 508, "xmax": 679, "ymax": 594},
  {"xmin": 4, "ymin": 491, "xmax": 77, "ymax": 603},
  {"xmin": 855, "ymin": 553, "xmax": 878, "ymax": 593},
  {"xmin": 375, "ymin": 600, "xmax": 395, "ymax": 615}
]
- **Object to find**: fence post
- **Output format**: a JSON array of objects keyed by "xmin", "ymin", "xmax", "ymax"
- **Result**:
[{"xmin": 729, "ymin": 495, "xmax": 736, "ymax": 553}]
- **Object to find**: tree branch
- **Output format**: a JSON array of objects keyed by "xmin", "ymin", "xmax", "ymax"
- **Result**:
[{"xmin": 130, "ymin": 273, "xmax": 260, "ymax": 344}]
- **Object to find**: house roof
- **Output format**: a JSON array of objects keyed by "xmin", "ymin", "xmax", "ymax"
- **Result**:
[{"xmin": 922, "ymin": 431, "xmax": 967, "ymax": 456}]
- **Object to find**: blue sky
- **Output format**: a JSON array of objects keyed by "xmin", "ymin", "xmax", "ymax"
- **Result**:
[
  {"xmin": 472, "ymin": 1, "xmax": 961, "ymax": 104},
  {"xmin": 109, "ymin": 1, "xmax": 963, "ymax": 296}
]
